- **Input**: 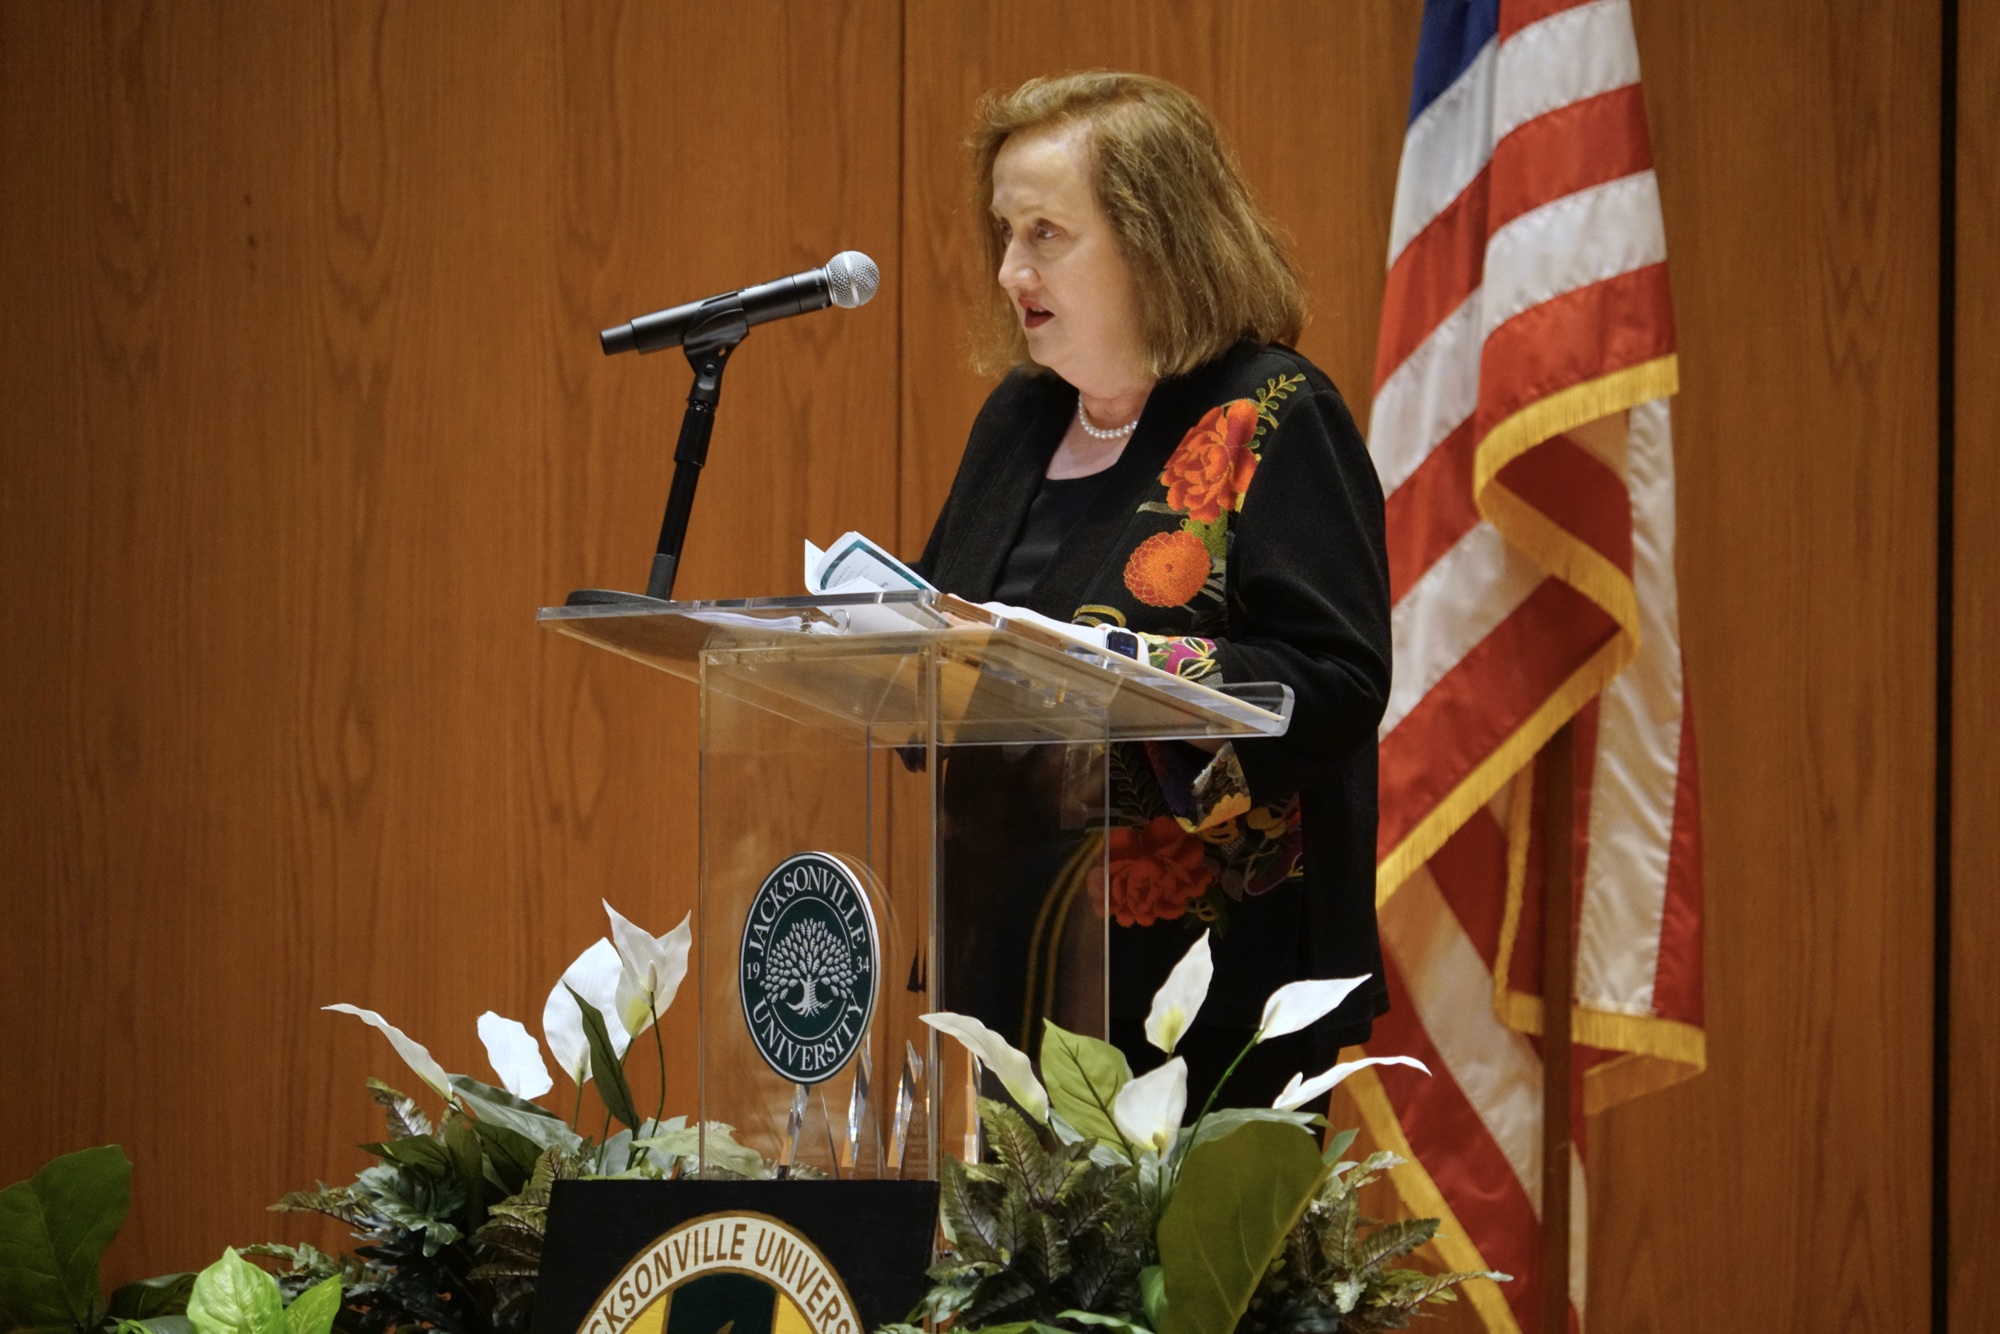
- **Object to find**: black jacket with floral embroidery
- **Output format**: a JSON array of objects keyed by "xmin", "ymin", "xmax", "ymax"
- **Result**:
[{"xmin": 919, "ymin": 343, "xmax": 1392, "ymax": 1082}]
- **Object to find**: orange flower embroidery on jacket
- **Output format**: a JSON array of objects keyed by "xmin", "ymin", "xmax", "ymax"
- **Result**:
[
  {"xmin": 1123, "ymin": 530, "xmax": 1212, "ymax": 607},
  {"xmin": 1161, "ymin": 399, "xmax": 1260, "ymax": 523},
  {"xmin": 1106, "ymin": 815, "xmax": 1215, "ymax": 927}
]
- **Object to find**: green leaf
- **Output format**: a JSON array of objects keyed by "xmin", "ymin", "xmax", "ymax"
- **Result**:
[
  {"xmin": 235, "ymin": 1247, "xmax": 341, "ymax": 1286},
  {"xmin": 350, "ymin": 1166, "xmax": 462, "ymax": 1256},
  {"xmin": 937, "ymin": 1158, "xmax": 1002, "ymax": 1265},
  {"xmin": 1354, "ymin": 1217, "xmax": 1438, "ymax": 1274},
  {"xmin": 594, "ymin": 1130, "xmax": 636, "ymax": 1177},
  {"xmin": 699, "ymin": 1122, "xmax": 771, "ymax": 1179},
  {"xmin": 632, "ymin": 1122, "xmax": 766, "ymax": 1179},
  {"xmin": 185, "ymin": 1249, "xmax": 283, "ymax": 1334},
  {"xmin": 1156, "ymin": 1120, "xmax": 1330, "ymax": 1334},
  {"xmin": 1139, "ymin": 1266, "xmax": 1167, "ymax": 1330},
  {"xmin": 568, "ymin": 988, "xmax": 642, "ymax": 1132},
  {"xmin": 447, "ymin": 1076, "xmax": 580, "ymax": 1153},
  {"xmin": 1182, "ymin": 1107, "xmax": 1317, "ymax": 1154},
  {"xmin": 279, "ymin": 1276, "xmax": 339, "ymax": 1334},
  {"xmin": 1038, "ymin": 1022, "xmax": 1132, "ymax": 1149},
  {"xmin": 112, "ymin": 1317, "xmax": 190, "ymax": 1334},
  {"xmin": 1322, "ymin": 1127, "xmax": 1358, "ymax": 1165},
  {"xmin": 442, "ymin": 1116, "xmax": 487, "ymax": 1229},
  {"xmin": 1059, "ymin": 1310, "xmax": 1154, "ymax": 1334},
  {"xmin": 107, "ymin": 1275, "xmax": 195, "ymax": 1320},
  {"xmin": 264, "ymin": 1186, "xmax": 367, "ymax": 1231},
  {"xmin": 0, "ymin": 1145, "xmax": 132, "ymax": 1333},
  {"xmin": 365, "ymin": 1081, "xmax": 431, "ymax": 1141},
  {"xmin": 359, "ymin": 1138, "xmax": 451, "ymax": 1177},
  {"xmin": 466, "ymin": 1119, "xmax": 541, "ymax": 1197},
  {"xmin": 978, "ymin": 1100, "xmax": 1080, "ymax": 1209}
]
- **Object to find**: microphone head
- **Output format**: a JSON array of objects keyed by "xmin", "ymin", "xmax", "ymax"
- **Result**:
[{"xmin": 823, "ymin": 251, "xmax": 880, "ymax": 309}]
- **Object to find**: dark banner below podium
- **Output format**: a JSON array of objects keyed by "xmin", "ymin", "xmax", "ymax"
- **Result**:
[{"xmin": 531, "ymin": 1180, "xmax": 940, "ymax": 1334}]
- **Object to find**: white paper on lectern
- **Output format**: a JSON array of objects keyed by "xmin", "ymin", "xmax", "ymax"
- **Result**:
[
  {"xmin": 806, "ymin": 532, "xmax": 936, "ymax": 596},
  {"xmin": 795, "ymin": 533, "xmax": 942, "ymax": 632},
  {"xmin": 977, "ymin": 602, "xmax": 1117, "ymax": 653}
]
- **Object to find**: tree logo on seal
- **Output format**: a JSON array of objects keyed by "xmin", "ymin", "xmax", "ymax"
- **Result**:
[{"xmin": 739, "ymin": 852, "xmax": 879, "ymax": 1084}]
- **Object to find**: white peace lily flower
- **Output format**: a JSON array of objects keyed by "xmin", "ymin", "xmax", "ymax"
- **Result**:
[
  {"xmin": 1112, "ymin": 1057, "xmax": 1188, "ymax": 1157},
  {"xmin": 604, "ymin": 902, "xmax": 693, "ymax": 1039},
  {"xmin": 543, "ymin": 937, "xmax": 630, "ymax": 1085},
  {"xmin": 920, "ymin": 1011, "xmax": 1050, "ymax": 1124},
  {"xmin": 1271, "ymin": 1055, "xmax": 1432, "ymax": 1112},
  {"xmin": 1256, "ymin": 974, "xmax": 1374, "ymax": 1042},
  {"xmin": 1143, "ymin": 930, "xmax": 1213, "ymax": 1055},
  {"xmin": 476, "ymin": 1011, "xmax": 554, "ymax": 1100},
  {"xmin": 323, "ymin": 1004, "xmax": 455, "ymax": 1104}
]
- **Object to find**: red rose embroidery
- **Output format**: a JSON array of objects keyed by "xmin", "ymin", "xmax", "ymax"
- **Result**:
[
  {"xmin": 1161, "ymin": 399, "xmax": 1260, "ymax": 522},
  {"xmin": 1123, "ymin": 530, "xmax": 1211, "ymax": 607},
  {"xmin": 1106, "ymin": 816, "xmax": 1215, "ymax": 927}
]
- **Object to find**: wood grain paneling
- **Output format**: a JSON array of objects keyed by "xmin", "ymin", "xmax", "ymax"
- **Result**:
[
  {"xmin": 1586, "ymin": 1, "xmax": 1940, "ymax": 1330},
  {"xmin": 1950, "ymin": 2, "xmax": 2000, "ymax": 1326},
  {"xmin": 896, "ymin": 0, "xmax": 1419, "ymax": 559},
  {"xmin": 0, "ymin": 0, "xmax": 901, "ymax": 1281},
  {"xmin": 0, "ymin": 1, "xmax": 1975, "ymax": 1327}
]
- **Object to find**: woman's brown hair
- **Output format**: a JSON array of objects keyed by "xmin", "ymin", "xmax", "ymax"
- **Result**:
[{"xmin": 969, "ymin": 71, "xmax": 1307, "ymax": 379}]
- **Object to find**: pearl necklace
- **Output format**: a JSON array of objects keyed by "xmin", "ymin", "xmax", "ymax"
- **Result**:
[{"xmin": 1077, "ymin": 400, "xmax": 1140, "ymax": 440}]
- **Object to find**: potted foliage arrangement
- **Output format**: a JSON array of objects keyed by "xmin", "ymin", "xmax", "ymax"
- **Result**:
[
  {"xmin": 892, "ymin": 931, "xmax": 1499, "ymax": 1334},
  {"xmin": 254, "ymin": 901, "xmax": 742, "ymax": 1334},
  {"xmin": 4, "ymin": 907, "xmax": 1499, "ymax": 1334}
]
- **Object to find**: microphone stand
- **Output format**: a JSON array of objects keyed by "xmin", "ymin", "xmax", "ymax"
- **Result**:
[{"xmin": 567, "ymin": 306, "xmax": 749, "ymax": 606}]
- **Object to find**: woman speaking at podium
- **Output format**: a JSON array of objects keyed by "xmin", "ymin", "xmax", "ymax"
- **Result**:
[{"xmin": 918, "ymin": 72, "xmax": 1391, "ymax": 1107}]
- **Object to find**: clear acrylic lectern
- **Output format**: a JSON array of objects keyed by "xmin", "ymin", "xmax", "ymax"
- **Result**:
[{"xmin": 537, "ymin": 590, "xmax": 1292, "ymax": 1183}]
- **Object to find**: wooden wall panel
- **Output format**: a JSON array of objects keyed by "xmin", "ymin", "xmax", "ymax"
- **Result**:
[
  {"xmin": 1950, "ymin": 2, "xmax": 2000, "ymax": 1326},
  {"xmin": 0, "ymin": 0, "xmax": 901, "ymax": 1282},
  {"xmin": 896, "ymin": 0, "xmax": 1419, "ymax": 558},
  {"xmin": 0, "ymin": 0, "xmax": 1971, "ymax": 1327},
  {"xmin": 1586, "ymin": 1, "xmax": 1940, "ymax": 1330}
]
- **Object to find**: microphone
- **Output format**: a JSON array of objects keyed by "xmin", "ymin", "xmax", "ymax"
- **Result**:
[{"xmin": 600, "ymin": 251, "xmax": 881, "ymax": 356}]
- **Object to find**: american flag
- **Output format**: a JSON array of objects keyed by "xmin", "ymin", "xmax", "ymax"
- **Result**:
[{"xmin": 1344, "ymin": 1, "xmax": 1706, "ymax": 1329}]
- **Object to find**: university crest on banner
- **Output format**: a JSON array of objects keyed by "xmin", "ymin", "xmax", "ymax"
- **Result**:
[
  {"xmin": 579, "ymin": 1212, "xmax": 858, "ymax": 1334},
  {"xmin": 530, "ymin": 1180, "xmax": 936, "ymax": 1334}
]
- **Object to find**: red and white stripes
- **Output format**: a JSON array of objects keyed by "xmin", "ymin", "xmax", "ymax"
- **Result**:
[{"xmin": 1360, "ymin": 0, "xmax": 1706, "ymax": 1329}]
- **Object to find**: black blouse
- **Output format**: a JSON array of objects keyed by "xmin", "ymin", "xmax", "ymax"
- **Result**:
[{"xmin": 992, "ymin": 471, "xmax": 1112, "ymax": 606}]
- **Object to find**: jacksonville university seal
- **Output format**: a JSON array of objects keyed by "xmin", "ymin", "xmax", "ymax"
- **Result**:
[
  {"xmin": 579, "ymin": 1211, "xmax": 860, "ymax": 1334},
  {"xmin": 739, "ymin": 852, "xmax": 879, "ymax": 1085}
]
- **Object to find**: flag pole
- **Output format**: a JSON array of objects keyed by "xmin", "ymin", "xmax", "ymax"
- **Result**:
[{"xmin": 1540, "ymin": 720, "xmax": 1576, "ymax": 1334}]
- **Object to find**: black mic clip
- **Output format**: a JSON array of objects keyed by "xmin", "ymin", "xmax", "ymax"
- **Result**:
[{"xmin": 679, "ymin": 301, "xmax": 751, "ymax": 358}]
